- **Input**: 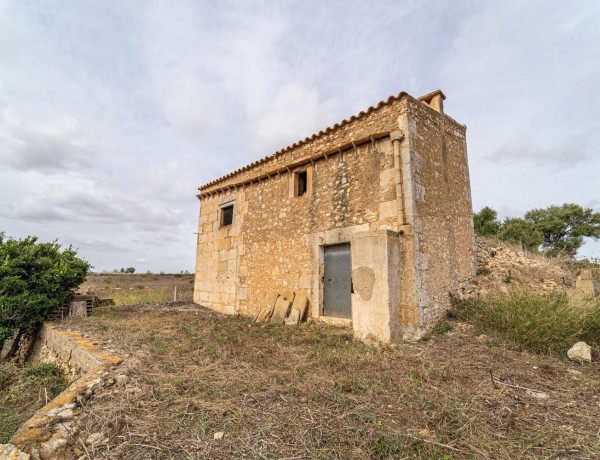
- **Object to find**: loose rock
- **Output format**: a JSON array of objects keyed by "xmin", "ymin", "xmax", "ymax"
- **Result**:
[
  {"xmin": 85, "ymin": 432, "xmax": 108, "ymax": 446},
  {"xmin": 567, "ymin": 342, "xmax": 592, "ymax": 363},
  {"xmin": 0, "ymin": 444, "xmax": 30, "ymax": 459}
]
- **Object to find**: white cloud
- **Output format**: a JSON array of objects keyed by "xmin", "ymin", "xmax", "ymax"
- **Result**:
[
  {"xmin": 491, "ymin": 132, "xmax": 590, "ymax": 166},
  {"xmin": 1, "ymin": 0, "xmax": 599, "ymax": 271},
  {"xmin": 0, "ymin": 114, "xmax": 92, "ymax": 172},
  {"xmin": 10, "ymin": 179, "xmax": 182, "ymax": 231},
  {"xmin": 69, "ymin": 237, "xmax": 131, "ymax": 254},
  {"xmin": 252, "ymin": 82, "xmax": 339, "ymax": 155}
]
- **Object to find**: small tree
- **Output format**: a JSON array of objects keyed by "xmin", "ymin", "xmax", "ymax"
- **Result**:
[
  {"xmin": 125, "ymin": 267, "xmax": 135, "ymax": 274},
  {"xmin": 0, "ymin": 234, "xmax": 90, "ymax": 352},
  {"xmin": 496, "ymin": 217, "xmax": 543, "ymax": 252},
  {"xmin": 525, "ymin": 204, "xmax": 600, "ymax": 256},
  {"xmin": 473, "ymin": 206, "xmax": 501, "ymax": 237}
]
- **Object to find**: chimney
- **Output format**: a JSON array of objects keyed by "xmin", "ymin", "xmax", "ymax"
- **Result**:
[{"xmin": 418, "ymin": 90, "xmax": 446, "ymax": 113}]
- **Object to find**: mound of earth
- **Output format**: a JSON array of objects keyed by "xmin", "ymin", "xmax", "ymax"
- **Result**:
[{"xmin": 456, "ymin": 236, "xmax": 576, "ymax": 299}]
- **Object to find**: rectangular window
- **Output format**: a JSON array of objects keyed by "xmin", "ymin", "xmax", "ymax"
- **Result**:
[
  {"xmin": 220, "ymin": 204, "xmax": 234, "ymax": 227},
  {"xmin": 296, "ymin": 170, "xmax": 307, "ymax": 197}
]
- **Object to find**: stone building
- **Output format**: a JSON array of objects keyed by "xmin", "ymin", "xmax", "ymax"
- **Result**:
[{"xmin": 194, "ymin": 90, "xmax": 475, "ymax": 342}]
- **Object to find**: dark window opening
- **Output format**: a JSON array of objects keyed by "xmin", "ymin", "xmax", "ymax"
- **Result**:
[
  {"xmin": 296, "ymin": 171, "xmax": 307, "ymax": 196},
  {"xmin": 220, "ymin": 204, "xmax": 234, "ymax": 227}
]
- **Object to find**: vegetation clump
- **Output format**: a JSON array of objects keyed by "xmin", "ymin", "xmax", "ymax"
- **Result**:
[
  {"xmin": 474, "ymin": 203, "xmax": 600, "ymax": 256},
  {"xmin": 0, "ymin": 362, "xmax": 68, "ymax": 442},
  {"xmin": 451, "ymin": 291, "xmax": 600, "ymax": 354},
  {"xmin": 0, "ymin": 234, "xmax": 89, "ymax": 351}
]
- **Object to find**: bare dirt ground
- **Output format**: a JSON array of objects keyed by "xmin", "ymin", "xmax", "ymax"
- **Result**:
[
  {"xmin": 58, "ymin": 303, "xmax": 600, "ymax": 459},
  {"xmin": 80, "ymin": 274, "xmax": 195, "ymax": 305}
]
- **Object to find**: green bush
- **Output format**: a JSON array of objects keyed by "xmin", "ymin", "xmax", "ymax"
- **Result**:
[
  {"xmin": 473, "ymin": 203, "xmax": 600, "ymax": 256},
  {"xmin": 451, "ymin": 291, "xmax": 600, "ymax": 354},
  {"xmin": 473, "ymin": 206, "xmax": 501, "ymax": 237},
  {"xmin": 0, "ymin": 234, "xmax": 90, "ymax": 350}
]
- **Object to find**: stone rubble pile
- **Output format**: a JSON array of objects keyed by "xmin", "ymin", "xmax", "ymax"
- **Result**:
[
  {"xmin": 455, "ymin": 237, "xmax": 576, "ymax": 299},
  {"xmin": 254, "ymin": 291, "xmax": 308, "ymax": 325}
]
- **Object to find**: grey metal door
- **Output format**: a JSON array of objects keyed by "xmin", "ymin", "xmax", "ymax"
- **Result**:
[{"xmin": 323, "ymin": 243, "xmax": 352, "ymax": 319}]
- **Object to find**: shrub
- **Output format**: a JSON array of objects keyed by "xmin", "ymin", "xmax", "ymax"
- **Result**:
[
  {"xmin": 473, "ymin": 206, "xmax": 501, "ymax": 237},
  {"xmin": 451, "ymin": 291, "xmax": 600, "ymax": 354},
  {"xmin": 0, "ymin": 234, "xmax": 90, "ymax": 351}
]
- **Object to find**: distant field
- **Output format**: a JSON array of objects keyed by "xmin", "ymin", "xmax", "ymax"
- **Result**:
[{"xmin": 80, "ymin": 273, "xmax": 195, "ymax": 305}]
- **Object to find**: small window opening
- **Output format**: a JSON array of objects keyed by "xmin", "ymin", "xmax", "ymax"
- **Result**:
[
  {"xmin": 220, "ymin": 204, "xmax": 234, "ymax": 227},
  {"xmin": 296, "ymin": 170, "xmax": 307, "ymax": 197}
]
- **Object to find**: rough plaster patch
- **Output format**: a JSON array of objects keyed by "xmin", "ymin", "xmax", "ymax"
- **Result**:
[{"xmin": 352, "ymin": 266, "xmax": 375, "ymax": 301}]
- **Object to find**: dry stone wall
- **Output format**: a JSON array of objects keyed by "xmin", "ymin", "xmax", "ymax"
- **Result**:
[
  {"xmin": 2, "ymin": 324, "xmax": 123, "ymax": 460},
  {"xmin": 455, "ymin": 237, "xmax": 576, "ymax": 299}
]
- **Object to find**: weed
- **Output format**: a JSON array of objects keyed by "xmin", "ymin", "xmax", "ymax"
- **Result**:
[
  {"xmin": 503, "ymin": 270, "xmax": 513, "ymax": 283},
  {"xmin": 477, "ymin": 267, "xmax": 491, "ymax": 276},
  {"xmin": 454, "ymin": 291, "xmax": 600, "ymax": 354},
  {"xmin": 433, "ymin": 322, "xmax": 453, "ymax": 335},
  {"xmin": 0, "ymin": 362, "xmax": 67, "ymax": 442},
  {"xmin": 369, "ymin": 430, "xmax": 407, "ymax": 458},
  {"xmin": 104, "ymin": 277, "xmax": 112, "ymax": 284}
]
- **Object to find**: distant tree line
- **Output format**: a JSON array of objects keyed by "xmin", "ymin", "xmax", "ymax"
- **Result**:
[
  {"xmin": 473, "ymin": 203, "xmax": 600, "ymax": 257},
  {"xmin": 113, "ymin": 267, "xmax": 136, "ymax": 273}
]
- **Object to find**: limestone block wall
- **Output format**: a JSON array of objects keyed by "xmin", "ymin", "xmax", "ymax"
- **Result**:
[
  {"xmin": 28, "ymin": 324, "xmax": 105, "ymax": 379},
  {"xmin": 403, "ymin": 99, "xmax": 475, "ymax": 337},
  {"xmin": 194, "ymin": 190, "xmax": 246, "ymax": 315},
  {"xmin": 7, "ymin": 324, "xmax": 123, "ymax": 459},
  {"xmin": 195, "ymin": 91, "xmax": 475, "ymax": 342},
  {"xmin": 195, "ymin": 135, "xmax": 405, "ymax": 319},
  {"xmin": 350, "ymin": 230, "xmax": 402, "ymax": 342}
]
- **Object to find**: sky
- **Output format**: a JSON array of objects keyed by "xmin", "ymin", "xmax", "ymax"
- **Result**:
[{"xmin": 0, "ymin": 0, "xmax": 599, "ymax": 273}]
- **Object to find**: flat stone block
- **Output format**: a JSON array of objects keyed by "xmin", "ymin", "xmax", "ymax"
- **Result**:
[
  {"xmin": 285, "ymin": 295, "xmax": 308, "ymax": 325},
  {"xmin": 256, "ymin": 292, "xmax": 279, "ymax": 322},
  {"xmin": 379, "ymin": 200, "xmax": 398, "ymax": 219},
  {"xmin": 270, "ymin": 297, "xmax": 292, "ymax": 324}
]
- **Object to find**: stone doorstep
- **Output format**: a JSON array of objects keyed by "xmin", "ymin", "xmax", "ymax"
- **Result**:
[
  {"xmin": 317, "ymin": 316, "xmax": 353, "ymax": 327},
  {"xmin": 9, "ymin": 324, "xmax": 123, "ymax": 459}
]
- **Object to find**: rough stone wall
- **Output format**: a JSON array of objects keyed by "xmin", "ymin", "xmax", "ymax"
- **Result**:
[
  {"xmin": 404, "ymin": 99, "xmax": 474, "ymax": 336},
  {"xmin": 8, "ymin": 324, "xmax": 123, "ymax": 459},
  {"xmin": 195, "ymin": 135, "xmax": 402, "ymax": 318},
  {"xmin": 28, "ymin": 324, "xmax": 104, "ymax": 379},
  {"xmin": 194, "ymin": 92, "xmax": 475, "ymax": 341},
  {"xmin": 194, "ymin": 191, "xmax": 246, "ymax": 315}
]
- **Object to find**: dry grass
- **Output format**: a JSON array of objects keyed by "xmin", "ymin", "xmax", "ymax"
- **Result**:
[
  {"xmin": 452, "ymin": 291, "xmax": 600, "ymax": 355},
  {"xmin": 0, "ymin": 362, "xmax": 68, "ymax": 443},
  {"xmin": 80, "ymin": 273, "xmax": 194, "ymax": 305},
  {"xmin": 59, "ymin": 304, "xmax": 600, "ymax": 459}
]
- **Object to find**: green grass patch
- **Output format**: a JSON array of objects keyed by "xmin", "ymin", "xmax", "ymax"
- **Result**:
[
  {"xmin": 451, "ymin": 291, "xmax": 600, "ymax": 354},
  {"xmin": 0, "ymin": 362, "xmax": 68, "ymax": 442},
  {"xmin": 111, "ymin": 286, "xmax": 194, "ymax": 305}
]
